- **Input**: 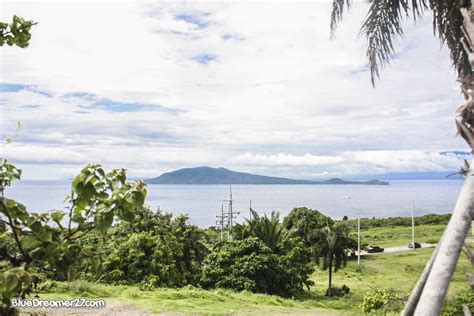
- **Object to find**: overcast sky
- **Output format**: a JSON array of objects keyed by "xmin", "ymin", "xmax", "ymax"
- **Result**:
[{"xmin": 0, "ymin": 0, "xmax": 468, "ymax": 180}]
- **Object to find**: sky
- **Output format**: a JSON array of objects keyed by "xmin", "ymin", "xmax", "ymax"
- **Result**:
[{"xmin": 0, "ymin": 0, "xmax": 469, "ymax": 180}]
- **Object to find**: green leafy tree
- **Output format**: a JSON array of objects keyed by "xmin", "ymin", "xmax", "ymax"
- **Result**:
[
  {"xmin": 0, "ymin": 15, "xmax": 36, "ymax": 48},
  {"xmin": 314, "ymin": 223, "xmax": 355, "ymax": 297},
  {"xmin": 200, "ymin": 237, "xmax": 314, "ymax": 297},
  {"xmin": 283, "ymin": 207, "xmax": 334, "ymax": 258},
  {"xmin": 282, "ymin": 208, "xmax": 355, "ymax": 296},
  {"xmin": 100, "ymin": 208, "xmax": 208, "ymax": 288},
  {"xmin": 0, "ymin": 160, "xmax": 147, "ymax": 314}
]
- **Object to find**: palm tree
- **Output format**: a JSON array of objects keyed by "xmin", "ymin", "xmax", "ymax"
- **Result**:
[
  {"xmin": 331, "ymin": 1, "xmax": 468, "ymax": 83},
  {"xmin": 331, "ymin": 0, "xmax": 474, "ymax": 149},
  {"xmin": 330, "ymin": 1, "xmax": 474, "ymax": 312},
  {"xmin": 314, "ymin": 223, "xmax": 354, "ymax": 297},
  {"xmin": 235, "ymin": 209, "xmax": 286, "ymax": 252}
]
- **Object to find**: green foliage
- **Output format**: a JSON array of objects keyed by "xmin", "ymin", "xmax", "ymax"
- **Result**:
[
  {"xmin": 315, "ymin": 223, "xmax": 355, "ymax": 273},
  {"xmin": 283, "ymin": 207, "xmax": 334, "ymax": 253},
  {"xmin": 0, "ymin": 160, "xmax": 147, "ymax": 315},
  {"xmin": 34, "ymin": 248, "xmax": 474, "ymax": 315},
  {"xmin": 200, "ymin": 237, "xmax": 314, "ymax": 297},
  {"xmin": 0, "ymin": 16, "xmax": 36, "ymax": 48},
  {"xmin": 0, "ymin": 267, "xmax": 32, "ymax": 314},
  {"xmin": 442, "ymin": 289, "xmax": 474, "ymax": 316},
  {"xmin": 0, "ymin": 233, "xmax": 17, "ymax": 266},
  {"xmin": 0, "ymin": 160, "xmax": 21, "ymax": 189},
  {"xmin": 314, "ymin": 222, "xmax": 356, "ymax": 296},
  {"xmin": 283, "ymin": 207, "xmax": 355, "ymax": 296},
  {"xmin": 330, "ymin": 1, "xmax": 469, "ymax": 85},
  {"xmin": 234, "ymin": 210, "xmax": 287, "ymax": 252},
  {"xmin": 100, "ymin": 208, "xmax": 209, "ymax": 288},
  {"xmin": 360, "ymin": 224, "xmax": 445, "ymax": 248},
  {"xmin": 360, "ymin": 288, "xmax": 403, "ymax": 313},
  {"xmin": 102, "ymin": 231, "xmax": 182, "ymax": 287},
  {"xmin": 344, "ymin": 213, "xmax": 451, "ymax": 229}
]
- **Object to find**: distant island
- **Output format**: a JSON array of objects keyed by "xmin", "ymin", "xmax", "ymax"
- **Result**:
[{"xmin": 144, "ymin": 167, "xmax": 389, "ymax": 185}]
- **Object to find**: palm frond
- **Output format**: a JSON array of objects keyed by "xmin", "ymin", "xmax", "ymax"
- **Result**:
[
  {"xmin": 359, "ymin": 0, "xmax": 422, "ymax": 85},
  {"xmin": 330, "ymin": 0, "xmax": 352, "ymax": 39},
  {"xmin": 330, "ymin": 0, "xmax": 471, "ymax": 85},
  {"xmin": 428, "ymin": 0, "xmax": 470, "ymax": 79}
]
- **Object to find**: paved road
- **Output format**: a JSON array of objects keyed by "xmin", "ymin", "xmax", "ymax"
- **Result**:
[
  {"xmin": 357, "ymin": 243, "xmax": 435, "ymax": 256},
  {"xmin": 359, "ymin": 236, "xmax": 474, "ymax": 256}
]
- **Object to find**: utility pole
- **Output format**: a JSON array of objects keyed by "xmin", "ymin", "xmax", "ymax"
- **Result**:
[
  {"xmin": 220, "ymin": 204, "xmax": 224, "ymax": 242},
  {"xmin": 229, "ymin": 181, "xmax": 233, "ymax": 239},
  {"xmin": 216, "ymin": 204, "xmax": 227, "ymax": 242},
  {"xmin": 411, "ymin": 200, "xmax": 416, "ymax": 250},
  {"xmin": 357, "ymin": 215, "xmax": 361, "ymax": 267},
  {"xmin": 249, "ymin": 200, "xmax": 252, "ymax": 220}
]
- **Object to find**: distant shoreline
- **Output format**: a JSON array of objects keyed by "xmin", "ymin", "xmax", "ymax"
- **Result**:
[{"xmin": 145, "ymin": 166, "xmax": 390, "ymax": 185}]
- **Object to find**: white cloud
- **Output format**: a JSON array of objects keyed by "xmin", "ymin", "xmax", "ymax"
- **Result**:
[
  {"xmin": 231, "ymin": 150, "xmax": 465, "ymax": 177},
  {"xmin": 232, "ymin": 153, "xmax": 344, "ymax": 167},
  {"xmin": 0, "ymin": 1, "xmax": 468, "ymax": 180}
]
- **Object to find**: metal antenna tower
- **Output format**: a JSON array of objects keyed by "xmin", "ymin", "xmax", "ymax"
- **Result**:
[
  {"xmin": 215, "ymin": 204, "xmax": 227, "ymax": 242},
  {"xmin": 222, "ymin": 180, "xmax": 239, "ymax": 240},
  {"xmin": 216, "ymin": 204, "xmax": 226, "ymax": 242}
]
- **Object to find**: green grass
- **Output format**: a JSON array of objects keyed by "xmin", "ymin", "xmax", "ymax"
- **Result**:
[
  {"xmin": 29, "ymin": 223, "xmax": 466, "ymax": 315},
  {"xmin": 38, "ymin": 282, "xmax": 335, "ymax": 315},
  {"xmin": 35, "ymin": 244, "xmax": 473, "ymax": 315},
  {"xmin": 360, "ymin": 224, "xmax": 445, "ymax": 247}
]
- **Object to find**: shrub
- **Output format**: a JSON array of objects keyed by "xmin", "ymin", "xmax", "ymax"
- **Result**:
[
  {"xmin": 100, "ymin": 209, "xmax": 209, "ymax": 288},
  {"xmin": 361, "ymin": 289, "xmax": 403, "ymax": 313},
  {"xmin": 442, "ymin": 289, "xmax": 474, "ymax": 316},
  {"xmin": 101, "ymin": 231, "xmax": 181, "ymax": 287},
  {"xmin": 344, "ymin": 213, "xmax": 451, "ymax": 229},
  {"xmin": 200, "ymin": 237, "xmax": 314, "ymax": 297},
  {"xmin": 325, "ymin": 284, "xmax": 350, "ymax": 297},
  {"xmin": 425, "ymin": 238, "xmax": 439, "ymax": 244}
]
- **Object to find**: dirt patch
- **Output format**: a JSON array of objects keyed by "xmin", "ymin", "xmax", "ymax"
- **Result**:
[{"xmin": 19, "ymin": 300, "xmax": 176, "ymax": 316}]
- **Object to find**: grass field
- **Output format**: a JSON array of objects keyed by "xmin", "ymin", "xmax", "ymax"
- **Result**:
[
  {"xmin": 34, "ymin": 237, "xmax": 473, "ymax": 315},
  {"xmin": 359, "ymin": 224, "xmax": 445, "ymax": 248}
]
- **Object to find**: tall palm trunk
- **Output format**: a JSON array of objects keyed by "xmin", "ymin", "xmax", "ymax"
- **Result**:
[
  {"xmin": 458, "ymin": 5, "xmax": 474, "ymax": 147},
  {"xmin": 405, "ymin": 5, "xmax": 474, "ymax": 314}
]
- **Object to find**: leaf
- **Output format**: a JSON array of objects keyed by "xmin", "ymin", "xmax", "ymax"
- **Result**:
[
  {"xmin": 18, "ymin": 270, "xmax": 32, "ymax": 284},
  {"xmin": 4, "ymin": 198, "xmax": 29, "ymax": 221},
  {"xmin": 37, "ymin": 228, "xmax": 53, "ymax": 242},
  {"xmin": 26, "ymin": 216, "xmax": 42, "ymax": 233},
  {"xmin": 50, "ymin": 210, "xmax": 65, "ymax": 223},
  {"xmin": 71, "ymin": 212, "xmax": 85, "ymax": 224},
  {"xmin": 29, "ymin": 247, "xmax": 45, "ymax": 259},
  {"xmin": 94, "ymin": 211, "xmax": 113, "ymax": 232},
  {"xmin": 97, "ymin": 192, "xmax": 109, "ymax": 200},
  {"xmin": 4, "ymin": 271, "xmax": 19, "ymax": 292},
  {"xmin": 21, "ymin": 235, "xmax": 42, "ymax": 249},
  {"xmin": 44, "ymin": 241, "xmax": 59, "ymax": 259},
  {"xmin": 117, "ymin": 208, "xmax": 135, "ymax": 223},
  {"xmin": 71, "ymin": 175, "xmax": 83, "ymax": 192}
]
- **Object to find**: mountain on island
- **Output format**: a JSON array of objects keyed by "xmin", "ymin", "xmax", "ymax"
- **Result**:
[{"xmin": 145, "ymin": 167, "xmax": 389, "ymax": 185}]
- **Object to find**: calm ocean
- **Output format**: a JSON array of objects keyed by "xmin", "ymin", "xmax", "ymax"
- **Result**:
[{"xmin": 5, "ymin": 180, "xmax": 463, "ymax": 227}]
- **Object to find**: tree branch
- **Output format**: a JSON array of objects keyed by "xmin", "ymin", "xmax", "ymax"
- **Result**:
[
  {"xmin": 0, "ymin": 197, "xmax": 31, "ymax": 263},
  {"xmin": 68, "ymin": 226, "xmax": 94, "ymax": 241},
  {"xmin": 0, "ymin": 22, "xmax": 38, "ymax": 37}
]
